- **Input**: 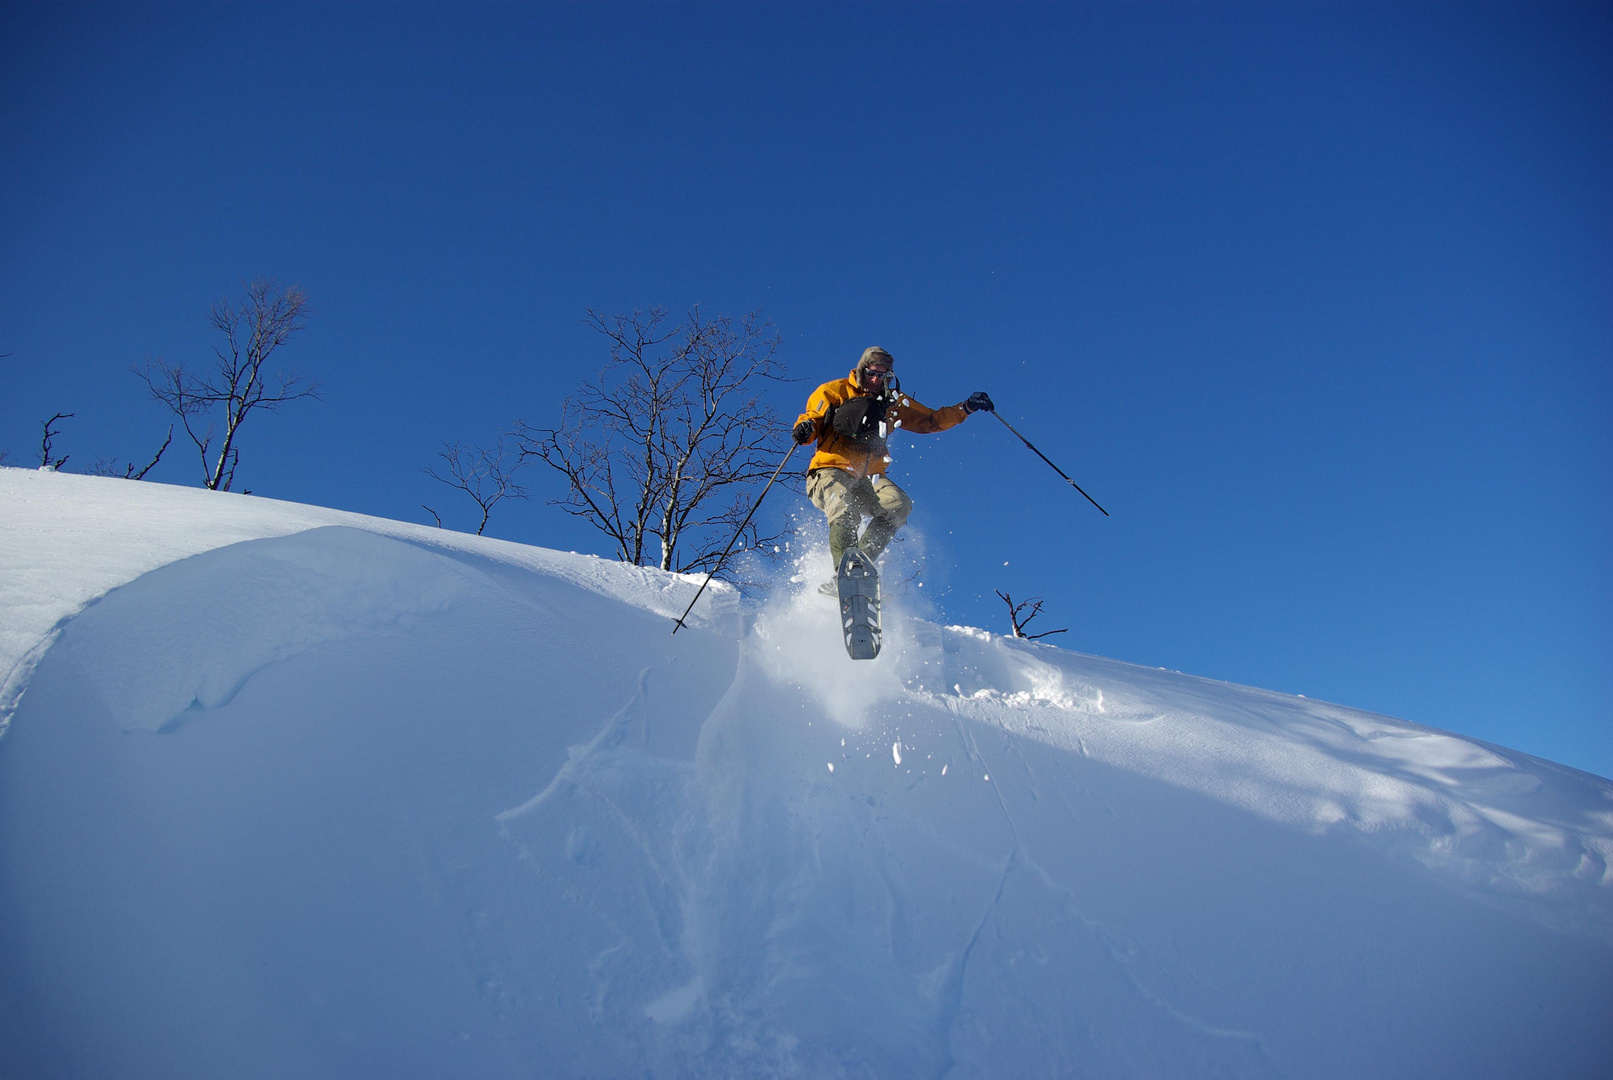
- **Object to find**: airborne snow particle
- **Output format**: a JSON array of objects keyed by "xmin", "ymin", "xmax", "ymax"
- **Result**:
[
  {"xmin": 893, "ymin": 742, "xmax": 902, "ymax": 766},
  {"xmin": 827, "ymin": 763, "xmax": 834, "ymax": 773}
]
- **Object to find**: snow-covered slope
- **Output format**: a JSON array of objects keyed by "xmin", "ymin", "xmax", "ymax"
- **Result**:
[
  {"xmin": 2, "ymin": 467, "xmax": 1609, "ymax": 1079},
  {"xmin": 0, "ymin": 469, "xmax": 735, "ymax": 732}
]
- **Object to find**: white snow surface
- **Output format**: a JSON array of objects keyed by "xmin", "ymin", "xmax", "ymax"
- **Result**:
[{"xmin": 1, "ymin": 467, "xmax": 1609, "ymax": 1079}]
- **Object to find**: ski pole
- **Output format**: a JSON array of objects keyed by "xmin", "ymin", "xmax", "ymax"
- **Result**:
[
  {"xmin": 671, "ymin": 442, "xmax": 798, "ymax": 634},
  {"xmin": 993, "ymin": 412, "xmax": 1109, "ymax": 517}
]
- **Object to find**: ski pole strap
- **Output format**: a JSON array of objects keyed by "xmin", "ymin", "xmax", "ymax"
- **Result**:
[
  {"xmin": 993, "ymin": 413, "xmax": 1109, "ymax": 517},
  {"xmin": 671, "ymin": 442, "xmax": 798, "ymax": 634}
]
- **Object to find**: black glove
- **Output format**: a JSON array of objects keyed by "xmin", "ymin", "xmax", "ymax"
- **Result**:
[
  {"xmin": 965, "ymin": 391, "xmax": 994, "ymax": 414},
  {"xmin": 793, "ymin": 419, "xmax": 815, "ymax": 445}
]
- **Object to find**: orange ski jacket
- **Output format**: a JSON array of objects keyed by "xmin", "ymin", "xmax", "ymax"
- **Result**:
[{"xmin": 795, "ymin": 370, "xmax": 970, "ymax": 479}]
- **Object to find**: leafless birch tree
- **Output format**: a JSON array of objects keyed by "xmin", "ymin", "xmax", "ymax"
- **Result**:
[
  {"xmin": 422, "ymin": 437, "xmax": 528, "ymax": 536},
  {"xmin": 513, "ymin": 307, "xmax": 793, "ymax": 576},
  {"xmin": 137, "ymin": 280, "xmax": 318, "ymax": 491}
]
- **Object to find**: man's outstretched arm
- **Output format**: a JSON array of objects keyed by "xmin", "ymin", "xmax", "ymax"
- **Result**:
[{"xmin": 892, "ymin": 392, "xmax": 975, "ymax": 433}]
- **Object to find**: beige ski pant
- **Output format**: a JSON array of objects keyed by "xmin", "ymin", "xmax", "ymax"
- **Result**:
[{"xmin": 806, "ymin": 468, "xmax": 913, "ymax": 569}]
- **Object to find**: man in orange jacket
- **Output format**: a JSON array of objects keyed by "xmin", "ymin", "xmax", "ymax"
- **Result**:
[{"xmin": 793, "ymin": 346, "xmax": 993, "ymax": 591}]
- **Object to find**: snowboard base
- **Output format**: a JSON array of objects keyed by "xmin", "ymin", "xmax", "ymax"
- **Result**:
[{"xmin": 836, "ymin": 547, "xmax": 881, "ymax": 660}]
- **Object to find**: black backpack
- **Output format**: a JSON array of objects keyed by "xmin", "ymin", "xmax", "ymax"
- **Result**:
[{"xmin": 827, "ymin": 392, "xmax": 892, "ymax": 447}]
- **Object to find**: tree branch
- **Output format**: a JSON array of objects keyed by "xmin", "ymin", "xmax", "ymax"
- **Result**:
[
  {"xmin": 996, "ymin": 590, "xmax": 1068, "ymax": 640},
  {"xmin": 423, "ymin": 437, "xmax": 529, "ymax": 536},
  {"xmin": 39, "ymin": 413, "xmax": 73, "ymax": 469}
]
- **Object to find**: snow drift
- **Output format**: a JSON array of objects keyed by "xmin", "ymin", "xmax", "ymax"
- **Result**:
[{"xmin": 1, "ymin": 468, "xmax": 1609, "ymax": 1079}]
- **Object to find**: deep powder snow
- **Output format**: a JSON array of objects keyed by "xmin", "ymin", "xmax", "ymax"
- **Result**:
[{"xmin": 1, "ymin": 469, "xmax": 1609, "ymax": 1079}]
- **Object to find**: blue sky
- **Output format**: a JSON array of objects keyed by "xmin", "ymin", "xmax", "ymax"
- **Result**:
[{"xmin": 3, "ymin": 2, "xmax": 1608, "ymax": 776}]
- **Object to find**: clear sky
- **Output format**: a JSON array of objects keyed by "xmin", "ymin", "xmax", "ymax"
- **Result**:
[{"xmin": 3, "ymin": 2, "xmax": 1608, "ymax": 777}]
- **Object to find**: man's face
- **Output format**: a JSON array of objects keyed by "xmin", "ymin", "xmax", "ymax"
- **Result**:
[{"xmin": 862, "ymin": 364, "xmax": 891, "ymax": 391}]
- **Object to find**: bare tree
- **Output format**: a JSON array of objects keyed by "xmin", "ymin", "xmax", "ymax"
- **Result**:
[
  {"xmin": 996, "ymin": 590, "xmax": 1068, "ymax": 640},
  {"xmin": 513, "ymin": 307, "xmax": 793, "ymax": 576},
  {"xmin": 39, "ymin": 413, "xmax": 74, "ymax": 469},
  {"xmin": 422, "ymin": 437, "xmax": 528, "ymax": 536},
  {"xmin": 137, "ymin": 280, "xmax": 318, "ymax": 491},
  {"xmin": 86, "ymin": 426, "xmax": 174, "ymax": 480}
]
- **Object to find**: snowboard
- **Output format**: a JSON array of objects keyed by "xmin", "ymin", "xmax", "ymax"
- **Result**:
[{"xmin": 836, "ymin": 547, "xmax": 881, "ymax": 660}]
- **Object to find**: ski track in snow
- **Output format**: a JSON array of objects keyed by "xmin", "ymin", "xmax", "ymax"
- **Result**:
[{"xmin": 2, "ymin": 467, "xmax": 1611, "ymax": 1079}]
